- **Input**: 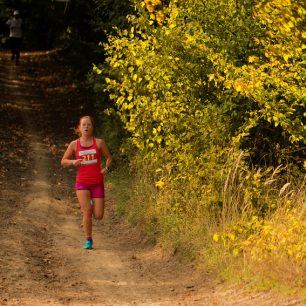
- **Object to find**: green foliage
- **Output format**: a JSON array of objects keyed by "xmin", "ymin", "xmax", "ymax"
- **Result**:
[
  {"xmin": 212, "ymin": 202, "xmax": 306, "ymax": 289},
  {"xmin": 94, "ymin": 0, "xmax": 306, "ymax": 291},
  {"xmin": 102, "ymin": 0, "xmax": 305, "ymax": 168},
  {"xmin": 100, "ymin": 0, "xmax": 305, "ymax": 183},
  {"xmin": 98, "ymin": 0, "xmax": 305, "ymax": 220}
]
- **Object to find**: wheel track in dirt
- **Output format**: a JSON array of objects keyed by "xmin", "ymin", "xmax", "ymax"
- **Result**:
[{"xmin": 0, "ymin": 52, "xmax": 304, "ymax": 306}]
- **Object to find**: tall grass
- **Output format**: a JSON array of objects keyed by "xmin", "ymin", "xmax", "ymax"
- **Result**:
[{"xmin": 110, "ymin": 151, "xmax": 305, "ymax": 295}]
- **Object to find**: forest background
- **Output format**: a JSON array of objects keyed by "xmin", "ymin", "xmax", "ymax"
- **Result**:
[{"xmin": 0, "ymin": 0, "xmax": 305, "ymax": 297}]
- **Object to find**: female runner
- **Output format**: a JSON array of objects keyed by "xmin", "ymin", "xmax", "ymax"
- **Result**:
[{"xmin": 61, "ymin": 116, "xmax": 112, "ymax": 249}]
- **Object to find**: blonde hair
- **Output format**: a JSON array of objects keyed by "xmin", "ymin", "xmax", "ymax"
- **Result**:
[{"xmin": 74, "ymin": 115, "xmax": 94, "ymax": 136}]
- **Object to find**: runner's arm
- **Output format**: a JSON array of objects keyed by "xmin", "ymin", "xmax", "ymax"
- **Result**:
[
  {"xmin": 97, "ymin": 139, "xmax": 112, "ymax": 173},
  {"xmin": 61, "ymin": 141, "xmax": 82, "ymax": 167}
]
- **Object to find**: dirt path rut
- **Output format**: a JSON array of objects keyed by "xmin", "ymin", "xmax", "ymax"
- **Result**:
[{"xmin": 0, "ymin": 52, "xmax": 304, "ymax": 306}]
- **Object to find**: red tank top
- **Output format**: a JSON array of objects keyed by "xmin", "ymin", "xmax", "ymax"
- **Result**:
[{"xmin": 75, "ymin": 137, "xmax": 103, "ymax": 184}]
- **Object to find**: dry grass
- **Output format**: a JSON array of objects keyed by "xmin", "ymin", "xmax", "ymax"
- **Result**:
[{"xmin": 111, "ymin": 151, "xmax": 306, "ymax": 295}]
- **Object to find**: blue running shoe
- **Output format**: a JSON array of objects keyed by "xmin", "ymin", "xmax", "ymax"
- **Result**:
[{"xmin": 84, "ymin": 239, "xmax": 93, "ymax": 250}]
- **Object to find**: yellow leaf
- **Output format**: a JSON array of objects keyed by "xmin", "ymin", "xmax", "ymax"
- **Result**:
[
  {"xmin": 232, "ymin": 249, "xmax": 239, "ymax": 256},
  {"xmin": 155, "ymin": 180, "xmax": 165, "ymax": 188},
  {"xmin": 248, "ymin": 56, "xmax": 258, "ymax": 63},
  {"xmin": 224, "ymin": 80, "xmax": 232, "ymax": 89},
  {"xmin": 229, "ymin": 233, "xmax": 235, "ymax": 241},
  {"xmin": 213, "ymin": 233, "xmax": 219, "ymax": 242},
  {"xmin": 208, "ymin": 74, "xmax": 215, "ymax": 81},
  {"xmin": 283, "ymin": 53, "xmax": 290, "ymax": 62},
  {"xmin": 234, "ymin": 82, "xmax": 242, "ymax": 92}
]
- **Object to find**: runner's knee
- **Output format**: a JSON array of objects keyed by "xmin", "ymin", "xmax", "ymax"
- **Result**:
[{"xmin": 94, "ymin": 211, "xmax": 104, "ymax": 220}]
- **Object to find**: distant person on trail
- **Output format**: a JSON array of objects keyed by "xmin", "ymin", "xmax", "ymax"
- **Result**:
[
  {"xmin": 61, "ymin": 116, "xmax": 112, "ymax": 250},
  {"xmin": 6, "ymin": 10, "xmax": 22, "ymax": 64}
]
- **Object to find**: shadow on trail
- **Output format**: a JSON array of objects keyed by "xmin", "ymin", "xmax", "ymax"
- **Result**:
[{"xmin": 0, "ymin": 51, "xmax": 96, "ymax": 305}]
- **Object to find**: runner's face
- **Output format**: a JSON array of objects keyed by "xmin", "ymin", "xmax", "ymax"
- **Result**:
[{"xmin": 80, "ymin": 118, "xmax": 93, "ymax": 136}]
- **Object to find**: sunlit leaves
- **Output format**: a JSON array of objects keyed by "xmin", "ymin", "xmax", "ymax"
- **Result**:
[{"xmin": 98, "ymin": 0, "xmax": 305, "ymax": 211}]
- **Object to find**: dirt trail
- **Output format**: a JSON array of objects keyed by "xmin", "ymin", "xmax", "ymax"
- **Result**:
[{"xmin": 0, "ymin": 52, "xmax": 304, "ymax": 306}]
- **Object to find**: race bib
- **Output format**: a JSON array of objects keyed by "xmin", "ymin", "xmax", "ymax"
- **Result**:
[{"xmin": 79, "ymin": 149, "xmax": 97, "ymax": 165}]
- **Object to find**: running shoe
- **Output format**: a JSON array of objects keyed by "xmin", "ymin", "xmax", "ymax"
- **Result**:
[{"xmin": 84, "ymin": 239, "xmax": 93, "ymax": 250}]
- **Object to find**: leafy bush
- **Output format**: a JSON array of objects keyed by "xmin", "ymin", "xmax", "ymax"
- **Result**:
[{"xmin": 94, "ymin": 0, "xmax": 306, "ymax": 292}]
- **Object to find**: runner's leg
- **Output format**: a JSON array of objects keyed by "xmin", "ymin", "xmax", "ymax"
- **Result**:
[
  {"xmin": 15, "ymin": 38, "xmax": 21, "ymax": 62},
  {"xmin": 92, "ymin": 198, "xmax": 105, "ymax": 220},
  {"xmin": 10, "ymin": 38, "xmax": 15, "ymax": 60},
  {"xmin": 76, "ymin": 190, "xmax": 93, "ymax": 237}
]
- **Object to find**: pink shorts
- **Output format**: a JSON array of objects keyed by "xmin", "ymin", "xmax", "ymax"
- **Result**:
[{"xmin": 75, "ymin": 182, "xmax": 105, "ymax": 198}]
